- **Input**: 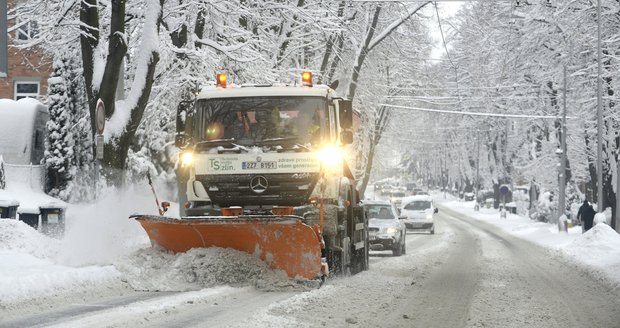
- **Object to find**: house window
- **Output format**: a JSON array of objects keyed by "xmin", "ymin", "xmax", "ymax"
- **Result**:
[
  {"xmin": 14, "ymin": 81, "xmax": 39, "ymax": 100},
  {"xmin": 16, "ymin": 18, "xmax": 39, "ymax": 41}
]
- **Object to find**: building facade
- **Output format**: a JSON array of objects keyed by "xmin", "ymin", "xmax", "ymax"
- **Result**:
[{"xmin": 0, "ymin": 0, "xmax": 51, "ymax": 100}]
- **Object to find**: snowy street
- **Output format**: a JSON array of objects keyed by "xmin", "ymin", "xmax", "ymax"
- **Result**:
[{"xmin": 3, "ymin": 201, "xmax": 619, "ymax": 328}]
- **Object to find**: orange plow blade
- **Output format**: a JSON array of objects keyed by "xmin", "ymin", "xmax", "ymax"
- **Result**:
[{"xmin": 133, "ymin": 215, "xmax": 323, "ymax": 280}]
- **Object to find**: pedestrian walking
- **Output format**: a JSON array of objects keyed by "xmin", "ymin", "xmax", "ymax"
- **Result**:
[
  {"xmin": 577, "ymin": 200, "xmax": 589, "ymax": 225},
  {"xmin": 583, "ymin": 203, "xmax": 596, "ymax": 233}
]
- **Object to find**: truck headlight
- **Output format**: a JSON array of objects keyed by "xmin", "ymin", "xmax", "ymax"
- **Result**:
[
  {"xmin": 317, "ymin": 145, "xmax": 343, "ymax": 168},
  {"xmin": 181, "ymin": 152, "xmax": 194, "ymax": 167},
  {"xmin": 426, "ymin": 214, "xmax": 433, "ymax": 220}
]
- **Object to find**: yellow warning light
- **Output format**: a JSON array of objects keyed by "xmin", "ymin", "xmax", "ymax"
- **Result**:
[
  {"xmin": 301, "ymin": 71, "xmax": 313, "ymax": 87},
  {"xmin": 216, "ymin": 73, "xmax": 227, "ymax": 88}
]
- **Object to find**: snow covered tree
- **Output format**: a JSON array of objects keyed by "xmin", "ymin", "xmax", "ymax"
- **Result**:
[{"xmin": 44, "ymin": 57, "xmax": 75, "ymax": 200}]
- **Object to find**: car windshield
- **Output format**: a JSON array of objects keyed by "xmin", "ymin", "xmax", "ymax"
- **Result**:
[
  {"xmin": 366, "ymin": 205, "xmax": 395, "ymax": 220},
  {"xmin": 193, "ymin": 96, "xmax": 327, "ymax": 146},
  {"xmin": 404, "ymin": 201, "xmax": 431, "ymax": 211}
]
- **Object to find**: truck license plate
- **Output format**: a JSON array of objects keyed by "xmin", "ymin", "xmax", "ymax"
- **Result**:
[{"xmin": 242, "ymin": 161, "xmax": 277, "ymax": 170}]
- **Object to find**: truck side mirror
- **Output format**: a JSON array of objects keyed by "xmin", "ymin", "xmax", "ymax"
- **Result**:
[
  {"xmin": 434, "ymin": 208, "xmax": 439, "ymax": 214},
  {"xmin": 175, "ymin": 134, "xmax": 186, "ymax": 148},
  {"xmin": 176, "ymin": 101, "xmax": 190, "ymax": 133},
  {"xmin": 339, "ymin": 100, "xmax": 352, "ymax": 129},
  {"xmin": 175, "ymin": 100, "xmax": 194, "ymax": 148},
  {"xmin": 340, "ymin": 131, "xmax": 353, "ymax": 145}
]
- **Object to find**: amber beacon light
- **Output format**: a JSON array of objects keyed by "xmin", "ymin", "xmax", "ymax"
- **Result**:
[
  {"xmin": 216, "ymin": 73, "xmax": 227, "ymax": 88},
  {"xmin": 301, "ymin": 71, "xmax": 313, "ymax": 87}
]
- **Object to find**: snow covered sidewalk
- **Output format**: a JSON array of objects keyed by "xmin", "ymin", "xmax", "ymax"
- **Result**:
[{"xmin": 439, "ymin": 199, "xmax": 620, "ymax": 285}]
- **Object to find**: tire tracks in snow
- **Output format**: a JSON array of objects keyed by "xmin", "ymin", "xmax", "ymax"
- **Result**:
[{"xmin": 440, "ymin": 205, "xmax": 620, "ymax": 328}]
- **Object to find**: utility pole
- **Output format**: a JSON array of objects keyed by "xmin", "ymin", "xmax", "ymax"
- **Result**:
[
  {"xmin": 475, "ymin": 130, "xmax": 480, "ymax": 211},
  {"xmin": 616, "ymin": 147, "xmax": 620, "ymax": 233},
  {"xmin": 558, "ymin": 66, "xmax": 567, "ymax": 230},
  {"xmin": 596, "ymin": 0, "xmax": 603, "ymax": 213}
]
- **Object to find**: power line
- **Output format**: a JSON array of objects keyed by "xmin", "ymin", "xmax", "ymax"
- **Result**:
[
  {"xmin": 381, "ymin": 103, "xmax": 576, "ymax": 119},
  {"xmin": 375, "ymin": 84, "xmax": 540, "ymax": 91}
]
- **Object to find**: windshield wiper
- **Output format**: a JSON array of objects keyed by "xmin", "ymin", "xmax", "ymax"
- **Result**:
[
  {"xmin": 258, "ymin": 137, "xmax": 312, "ymax": 152},
  {"xmin": 258, "ymin": 137, "xmax": 301, "ymax": 145},
  {"xmin": 195, "ymin": 138, "xmax": 249, "ymax": 152}
]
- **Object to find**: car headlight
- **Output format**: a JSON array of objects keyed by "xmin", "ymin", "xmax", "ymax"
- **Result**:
[
  {"xmin": 317, "ymin": 145, "xmax": 343, "ymax": 168},
  {"xmin": 181, "ymin": 151, "xmax": 194, "ymax": 167},
  {"xmin": 426, "ymin": 214, "xmax": 433, "ymax": 220},
  {"xmin": 385, "ymin": 227, "xmax": 398, "ymax": 234}
]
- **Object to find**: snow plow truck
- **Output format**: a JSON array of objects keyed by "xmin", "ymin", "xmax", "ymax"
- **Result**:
[{"xmin": 133, "ymin": 72, "xmax": 369, "ymax": 280}]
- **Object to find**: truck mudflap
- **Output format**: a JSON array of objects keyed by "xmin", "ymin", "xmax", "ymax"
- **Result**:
[{"xmin": 132, "ymin": 215, "xmax": 323, "ymax": 280}]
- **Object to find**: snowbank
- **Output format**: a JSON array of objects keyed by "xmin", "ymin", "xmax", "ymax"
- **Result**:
[
  {"xmin": 0, "ymin": 220, "xmax": 121, "ymax": 305},
  {"xmin": 562, "ymin": 224, "xmax": 620, "ymax": 279},
  {"xmin": 0, "ymin": 219, "xmax": 58, "ymax": 258}
]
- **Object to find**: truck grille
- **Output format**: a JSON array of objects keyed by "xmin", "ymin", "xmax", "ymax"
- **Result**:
[{"xmin": 195, "ymin": 173, "xmax": 319, "ymax": 207}]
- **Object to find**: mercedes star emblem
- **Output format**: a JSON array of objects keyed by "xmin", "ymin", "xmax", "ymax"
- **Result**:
[{"xmin": 249, "ymin": 176, "xmax": 268, "ymax": 194}]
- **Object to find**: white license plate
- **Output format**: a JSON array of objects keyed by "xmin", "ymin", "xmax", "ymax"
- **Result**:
[{"xmin": 242, "ymin": 161, "xmax": 277, "ymax": 170}]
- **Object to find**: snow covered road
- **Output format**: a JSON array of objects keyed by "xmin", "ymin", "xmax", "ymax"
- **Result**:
[{"xmin": 3, "ymin": 207, "xmax": 620, "ymax": 327}]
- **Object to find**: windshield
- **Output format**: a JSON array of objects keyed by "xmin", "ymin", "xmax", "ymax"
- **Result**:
[
  {"xmin": 194, "ymin": 96, "xmax": 327, "ymax": 146},
  {"xmin": 366, "ymin": 205, "xmax": 395, "ymax": 220},
  {"xmin": 404, "ymin": 201, "xmax": 431, "ymax": 211}
]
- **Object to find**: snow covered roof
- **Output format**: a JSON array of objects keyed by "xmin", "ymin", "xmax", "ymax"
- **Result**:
[
  {"xmin": 197, "ymin": 85, "xmax": 334, "ymax": 99},
  {"xmin": 0, "ymin": 184, "xmax": 66, "ymax": 214},
  {"xmin": 0, "ymin": 98, "xmax": 48, "ymax": 165}
]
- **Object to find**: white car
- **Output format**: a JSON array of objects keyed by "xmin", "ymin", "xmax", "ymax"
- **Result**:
[{"xmin": 400, "ymin": 195, "xmax": 437, "ymax": 234}]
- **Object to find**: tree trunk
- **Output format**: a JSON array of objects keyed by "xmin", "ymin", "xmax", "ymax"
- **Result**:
[{"xmin": 79, "ymin": 0, "xmax": 100, "ymax": 146}]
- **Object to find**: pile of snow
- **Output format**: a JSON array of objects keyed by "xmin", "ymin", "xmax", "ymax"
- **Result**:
[
  {"xmin": 566, "ymin": 224, "xmax": 620, "ymax": 250},
  {"xmin": 0, "ymin": 219, "xmax": 59, "ymax": 258},
  {"xmin": 118, "ymin": 247, "xmax": 311, "ymax": 292},
  {"xmin": 0, "ymin": 219, "xmax": 122, "ymax": 305},
  {"xmin": 594, "ymin": 212, "xmax": 608, "ymax": 226},
  {"xmin": 562, "ymin": 224, "xmax": 620, "ymax": 275}
]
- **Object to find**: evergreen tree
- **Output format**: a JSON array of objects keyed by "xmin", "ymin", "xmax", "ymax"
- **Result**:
[
  {"xmin": 44, "ymin": 57, "xmax": 75, "ymax": 200},
  {"xmin": 65, "ymin": 55, "xmax": 94, "ymax": 202}
]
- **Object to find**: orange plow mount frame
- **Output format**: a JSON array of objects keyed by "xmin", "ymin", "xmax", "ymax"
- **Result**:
[{"xmin": 133, "ymin": 215, "xmax": 323, "ymax": 280}]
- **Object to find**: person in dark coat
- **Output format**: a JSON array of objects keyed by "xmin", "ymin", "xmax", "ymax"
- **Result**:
[
  {"xmin": 582, "ymin": 203, "xmax": 596, "ymax": 233},
  {"xmin": 577, "ymin": 200, "xmax": 589, "ymax": 223}
]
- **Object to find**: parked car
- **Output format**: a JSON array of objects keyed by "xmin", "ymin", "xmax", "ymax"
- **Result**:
[
  {"xmin": 363, "ymin": 200, "xmax": 406, "ymax": 256},
  {"xmin": 399, "ymin": 195, "xmax": 437, "ymax": 234},
  {"xmin": 464, "ymin": 192, "xmax": 475, "ymax": 201}
]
